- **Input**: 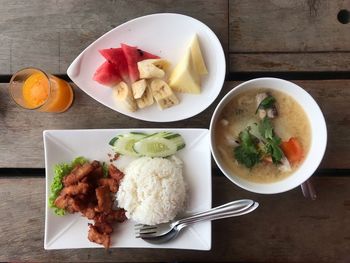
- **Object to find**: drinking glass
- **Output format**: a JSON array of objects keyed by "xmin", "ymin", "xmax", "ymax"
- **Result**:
[{"xmin": 9, "ymin": 68, "xmax": 74, "ymax": 113}]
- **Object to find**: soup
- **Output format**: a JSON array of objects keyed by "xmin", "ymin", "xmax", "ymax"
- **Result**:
[{"xmin": 215, "ymin": 88, "xmax": 311, "ymax": 183}]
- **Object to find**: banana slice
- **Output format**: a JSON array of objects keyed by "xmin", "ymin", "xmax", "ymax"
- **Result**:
[
  {"xmin": 136, "ymin": 85, "xmax": 154, "ymax": 109},
  {"xmin": 131, "ymin": 79, "xmax": 147, "ymax": 99},
  {"xmin": 113, "ymin": 81, "xmax": 138, "ymax": 112},
  {"xmin": 150, "ymin": 79, "xmax": 179, "ymax": 110},
  {"xmin": 137, "ymin": 59, "xmax": 171, "ymax": 79},
  {"xmin": 151, "ymin": 59, "xmax": 171, "ymax": 71}
]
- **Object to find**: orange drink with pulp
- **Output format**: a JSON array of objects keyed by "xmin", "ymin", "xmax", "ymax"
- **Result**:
[{"xmin": 9, "ymin": 68, "xmax": 73, "ymax": 113}]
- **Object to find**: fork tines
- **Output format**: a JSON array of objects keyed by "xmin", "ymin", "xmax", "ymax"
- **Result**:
[{"xmin": 134, "ymin": 224, "xmax": 157, "ymax": 238}]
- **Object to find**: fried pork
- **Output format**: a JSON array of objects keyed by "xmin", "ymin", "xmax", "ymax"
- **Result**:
[
  {"xmin": 54, "ymin": 194, "xmax": 82, "ymax": 213},
  {"xmin": 62, "ymin": 182, "xmax": 90, "ymax": 196},
  {"xmin": 95, "ymin": 185, "xmax": 112, "ymax": 213},
  {"xmin": 98, "ymin": 178, "xmax": 119, "ymax": 193},
  {"xmin": 88, "ymin": 224, "xmax": 110, "ymax": 249},
  {"xmin": 54, "ymin": 160, "xmax": 126, "ymax": 248},
  {"xmin": 63, "ymin": 162, "xmax": 94, "ymax": 186},
  {"xmin": 108, "ymin": 164, "xmax": 124, "ymax": 183}
]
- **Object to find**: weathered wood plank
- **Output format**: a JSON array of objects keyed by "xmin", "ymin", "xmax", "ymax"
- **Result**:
[
  {"xmin": 0, "ymin": 176, "xmax": 349, "ymax": 262},
  {"xmin": 229, "ymin": 0, "xmax": 350, "ymax": 52},
  {"xmin": 1, "ymin": 80, "xmax": 349, "ymax": 169},
  {"xmin": 291, "ymin": 80, "xmax": 350, "ymax": 169},
  {"xmin": 229, "ymin": 52, "xmax": 350, "ymax": 72},
  {"xmin": 228, "ymin": 0, "xmax": 350, "ymax": 72},
  {"xmin": 0, "ymin": 0, "xmax": 228, "ymax": 75}
]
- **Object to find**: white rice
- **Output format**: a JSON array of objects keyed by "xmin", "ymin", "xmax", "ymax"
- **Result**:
[{"xmin": 116, "ymin": 156, "xmax": 186, "ymax": 225}]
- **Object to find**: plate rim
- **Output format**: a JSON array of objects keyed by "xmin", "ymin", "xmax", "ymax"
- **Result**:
[{"xmin": 43, "ymin": 128, "xmax": 212, "ymax": 250}]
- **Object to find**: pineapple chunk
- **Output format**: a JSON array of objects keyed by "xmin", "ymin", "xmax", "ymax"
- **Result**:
[
  {"xmin": 190, "ymin": 34, "xmax": 208, "ymax": 75},
  {"xmin": 169, "ymin": 50, "xmax": 201, "ymax": 94}
]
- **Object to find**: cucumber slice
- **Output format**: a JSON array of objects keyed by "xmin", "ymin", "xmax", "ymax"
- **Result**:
[
  {"xmin": 109, "ymin": 131, "xmax": 185, "ymax": 157},
  {"xmin": 133, "ymin": 137, "xmax": 178, "ymax": 157},
  {"xmin": 108, "ymin": 137, "xmax": 118, "ymax": 146},
  {"xmin": 110, "ymin": 132, "xmax": 148, "ymax": 157},
  {"xmin": 133, "ymin": 132, "xmax": 186, "ymax": 157}
]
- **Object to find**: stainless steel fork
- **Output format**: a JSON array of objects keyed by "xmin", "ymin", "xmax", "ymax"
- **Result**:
[{"xmin": 134, "ymin": 199, "xmax": 259, "ymax": 242}]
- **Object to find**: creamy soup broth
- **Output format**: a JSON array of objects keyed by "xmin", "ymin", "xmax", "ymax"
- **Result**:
[{"xmin": 215, "ymin": 88, "xmax": 311, "ymax": 183}]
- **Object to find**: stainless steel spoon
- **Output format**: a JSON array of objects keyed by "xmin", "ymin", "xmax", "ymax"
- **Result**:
[{"xmin": 135, "ymin": 199, "xmax": 259, "ymax": 244}]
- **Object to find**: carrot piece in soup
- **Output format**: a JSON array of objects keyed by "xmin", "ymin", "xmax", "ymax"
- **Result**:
[{"xmin": 281, "ymin": 137, "xmax": 303, "ymax": 165}]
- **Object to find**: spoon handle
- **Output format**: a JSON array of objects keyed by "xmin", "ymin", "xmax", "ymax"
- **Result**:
[
  {"xmin": 175, "ymin": 199, "xmax": 258, "ymax": 227},
  {"xmin": 301, "ymin": 179, "xmax": 317, "ymax": 200}
]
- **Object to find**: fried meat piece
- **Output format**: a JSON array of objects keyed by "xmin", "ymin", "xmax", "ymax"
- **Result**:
[
  {"xmin": 95, "ymin": 186, "xmax": 112, "ymax": 213},
  {"xmin": 88, "ymin": 224, "xmax": 110, "ymax": 249},
  {"xmin": 108, "ymin": 164, "xmax": 124, "ymax": 182},
  {"xmin": 94, "ymin": 209, "xmax": 127, "ymax": 224},
  {"xmin": 82, "ymin": 164, "xmax": 104, "ymax": 189},
  {"xmin": 81, "ymin": 204, "xmax": 97, "ymax": 220},
  {"xmin": 54, "ymin": 194, "xmax": 82, "ymax": 213},
  {"xmin": 54, "ymin": 160, "xmax": 127, "ymax": 248},
  {"xmin": 54, "ymin": 194, "xmax": 68, "ymax": 209},
  {"xmin": 98, "ymin": 178, "xmax": 119, "ymax": 193},
  {"xmin": 62, "ymin": 182, "xmax": 90, "ymax": 196},
  {"xmin": 66, "ymin": 198, "xmax": 83, "ymax": 213},
  {"xmin": 63, "ymin": 163, "xmax": 95, "ymax": 186},
  {"xmin": 90, "ymin": 166, "xmax": 103, "ymax": 180},
  {"xmin": 107, "ymin": 208, "xmax": 127, "ymax": 223},
  {"xmin": 94, "ymin": 222, "xmax": 113, "ymax": 234}
]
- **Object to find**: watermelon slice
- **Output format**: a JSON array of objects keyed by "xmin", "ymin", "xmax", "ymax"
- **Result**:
[
  {"xmin": 121, "ymin": 43, "xmax": 159, "ymax": 83},
  {"xmin": 93, "ymin": 61, "xmax": 122, "ymax": 87},
  {"xmin": 99, "ymin": 48, "xmax": 129, "ymax": 83}
]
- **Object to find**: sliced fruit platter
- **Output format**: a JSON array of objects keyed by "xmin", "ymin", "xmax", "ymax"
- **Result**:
[
  {"xmin": 93, "ymin": 36, "xmax": 208, "ymax": 112},
  {"xmin": 67, "ymin": 13, "xmax": 225, "ymax": 122}
]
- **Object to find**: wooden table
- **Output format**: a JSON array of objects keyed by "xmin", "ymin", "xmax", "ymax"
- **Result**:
[{"xmin": 1, "ymin": 0, "xmax": 349, "ymax": 262}]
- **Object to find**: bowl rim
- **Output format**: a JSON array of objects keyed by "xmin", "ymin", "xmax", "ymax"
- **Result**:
[{"xmin": 209, "ymin": 77, "xmax": 327, "ymax": 194}]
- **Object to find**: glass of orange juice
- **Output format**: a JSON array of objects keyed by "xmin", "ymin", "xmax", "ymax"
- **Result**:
[{"xmin": 9, "ymin": 68, "xmax": 74, "ymax": 113}]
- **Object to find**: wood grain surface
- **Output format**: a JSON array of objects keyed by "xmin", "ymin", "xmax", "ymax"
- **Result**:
[
  {"xmin": 1, "ymin": 80, "xmax": 349, "ymax": 169},
  {"xmin": 2, "ymin": 0, "xmax": 350, "ymax": 74},
  {"xmin": 230, "ymin": 52, "xmax": 350, "ymax": 72},
  {"xmin": 229, "ymin": 0, "xmax": 350, "ymax": 72},
  {"xmin": 0, "ymin": 176, "xmax": 349, "ymax": 262},
  {"xmin": 1, "ymin": 1, "xmax": 350, "ymax": 262},
  {"xmin": 0, "ymin": 0, "xmax": 228, "ymax": 75}
]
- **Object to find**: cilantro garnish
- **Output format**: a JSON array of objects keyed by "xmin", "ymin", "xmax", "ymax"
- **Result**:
[
  {"xmin": 258, "ymin": 117, "xmax": 283, "ymax": 163},
  {"xmin": 233, "ymin": 116, "xmax": 284, "ymax": 168},
  {"xmin": 234, "ymin": 128, "xmax": 261, "ymax": 168},
  {"xmin": 258, "ymin": 116, "xmax": 273, "ymax": 140},
  {"xmin": 255, "ymin": 95, "xmax": 276, "ymax": 114}
]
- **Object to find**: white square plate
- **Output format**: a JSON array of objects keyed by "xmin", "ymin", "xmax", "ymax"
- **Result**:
[
  {"xmin": 67, "ymin": 13, "xmax": 225, "ymax": 122},
  {"xmin": 44, "ymin": 128, "xmax": 212, "ymax": 250}
]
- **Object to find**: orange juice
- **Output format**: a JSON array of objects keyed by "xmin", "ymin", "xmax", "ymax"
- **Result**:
[
  {"xmin": 22, "ymin": 72, "xmax": 50, "ymax": 108},
  {"xmin": 10, "ymin": 68, "xmax": 74, "ymax": 113},
  {"xmin": 39, "ymin": 76, "xmax": 74, "ymax": 112}
]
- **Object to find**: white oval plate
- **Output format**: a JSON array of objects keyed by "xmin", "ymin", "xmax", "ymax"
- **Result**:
[{"xmin": 67, "ymin": 13, "xmax": 225, "ymax": 122}]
